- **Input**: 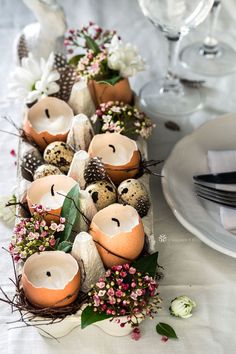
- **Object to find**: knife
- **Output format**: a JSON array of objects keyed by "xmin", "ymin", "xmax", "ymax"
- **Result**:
[{"xmin": 193, "ymin": 171, "xmax": 236, "ymax": 184}]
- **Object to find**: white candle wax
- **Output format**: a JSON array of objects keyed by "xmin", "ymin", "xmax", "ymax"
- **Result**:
[
  {"xmin": 97, "ymin": 144, "xmax": 130, "ymax": 165},
  {"xmin": 29, "ymin": 264, "xmax": 75, "ymax": 289},
  {"xmin": 89, "ymin": 133, "xmax": 138, "ymax": 167},
  {"xmin": 92, "ymin": 204, "xmax": 140, "ymax": 238},
  {"xmin": 39, "ymin": 189, "xmax": 65, "ymax": 209},
  {"xmin": 33, "ymin": 114, "xmax": 68, "ymax": 134}
]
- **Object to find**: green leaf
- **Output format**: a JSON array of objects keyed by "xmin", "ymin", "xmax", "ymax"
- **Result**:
[
  {"xmin": 156, "ymin": 322, "xmax": 178, "ymax": 339},
  {"xmin": 96, "ymin": 75, "xmax": 122, "ymax": 86},
  {"xmin": 56, "ymin": 241, "xmax": 72, "ymax": 253},
  {"xmin": 58, "ymin": 184, "xmax": 81, "ymax": 243},
  {"xmin": 81, "ymin": 305, "xmax": 112, "ymax": 329},
  {"xmin": 132, "ymin": 251, "xmax": 158, "ymax": 278},
  {"xmin": 84, "ymin": 34, "xmax": 101, "ymax": 54},
  {"xmin": 68, "ymin": 54, "xmax": 84, "ymax": 66}
]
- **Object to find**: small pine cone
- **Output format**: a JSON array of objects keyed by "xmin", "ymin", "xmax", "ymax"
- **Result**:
[
  {"xmin": 84, "ymin": 157, "xmax": 108, "ymax": 185},
  {"xmin": 136, "ymin": 197, "xmax": 151, "ymax": 218}
]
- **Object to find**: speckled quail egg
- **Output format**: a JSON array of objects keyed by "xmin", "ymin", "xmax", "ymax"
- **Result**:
[
  {"xmin": 33, "ymin": 164, "xmax": 63, "ymax": 180},
  {"xmin": 118, "ymin": 179, "xmax": 150, "ymax": 218},
  {"xmin": 43, "ymin": 141, "xmax": 74, "ymax": 173},
  {"xmin": 85, "ymin": 181, "xmax": 117, "ymax": 211},
  {"xmin": 21, "ymin": 148, "xmax": 44, "ymax": 181}
]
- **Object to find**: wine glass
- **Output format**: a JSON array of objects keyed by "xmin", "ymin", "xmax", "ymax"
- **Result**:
[
  {"xmin": 138, "ymin": 0, "xmax": 214, "ymax": 117},
  {"xmin": 180, "ymin": 1, "xmax": 236, "ymax": 76}
]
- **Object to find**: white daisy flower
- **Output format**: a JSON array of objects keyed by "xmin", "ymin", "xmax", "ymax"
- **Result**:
[{"xmin": 9, "ymin": 52, "xmax": 60, "ymax": 104}]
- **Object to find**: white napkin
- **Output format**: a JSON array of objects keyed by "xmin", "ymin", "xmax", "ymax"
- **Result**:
[{"xmin": 207, "ymin": 150, "xmax": 236, "ymax": 232}]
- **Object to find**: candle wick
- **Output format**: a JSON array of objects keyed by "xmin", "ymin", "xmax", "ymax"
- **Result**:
[
  {"xmin": 108, "ymin": 144, "xmax": 116, "ymax": 153},
  {"xmin": 51, "ymin": 184, "xmax": 55, "ymax": 197},
  {"xmin": 112, "ymin": 217, "xmax": 120, "ymax": 227},
  {"xmin": 46, "ymin": 271, "xmax": 51, "ymax": 277},
  {"xmin": 45, "ymin": 108, "xmax": 50, "ymax": 119}
]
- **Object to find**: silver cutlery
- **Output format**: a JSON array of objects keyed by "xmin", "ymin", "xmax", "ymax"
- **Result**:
[
  {"xmin": 194, "ymin": 182, "xmax": 236, "ymax": 208},
  {"xmin": 193, "ymin": 171, "xmax": 236, "ymax": 185}
]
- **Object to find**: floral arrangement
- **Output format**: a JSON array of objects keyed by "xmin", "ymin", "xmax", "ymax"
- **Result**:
[
  {"xmin": 91, "ymin": 101, "xmax": 155, "ymax": 139},
  {"xmin": 64, "ymin": 22, "xmax": 116, "ymax": 55},
  {"xmin": 86, "ymin": 264, "xmax": 160, "ymax": 326},
  {"xmin": 9, "ymin": 204, "xmax": 65, "ymax": 262},
  {"xmin": 9, "ymin": 53, "xmax": 60, "ymax": 104},
  {"xmin": 65, "ymin": 22, "xmax": 145, "ymax": 85}
]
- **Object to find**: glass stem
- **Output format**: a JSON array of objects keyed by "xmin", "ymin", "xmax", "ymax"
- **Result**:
[
  {"xmin": 162, "ymin": 34, "xmax": 182, "ymax": 94},
  {"xmin": 203, "ymin": 0, "xmax": 221, "ymax": 53}
]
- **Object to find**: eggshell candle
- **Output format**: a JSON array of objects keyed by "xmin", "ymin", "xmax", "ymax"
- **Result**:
[
  {"xmin": 88, "ymin": 78, "xmax": 133, "ymax": 107},
  {"xmin": 27, "ymin": 175, "xmax": 77, "ymax": 222},
  {"xmin": 23, "ymin": 97, "xmax": 74, "ymax": 150},
  {"xmin": 89, "ymin": 203, "xmax": 145, "ymax": 268},
  {"xmin": 21, "ymin": 251, "xmax": 80, "ymax": 308},
  {"xmin": 88, "ymin": 133, "xmax": 141, "ymax": 185}
]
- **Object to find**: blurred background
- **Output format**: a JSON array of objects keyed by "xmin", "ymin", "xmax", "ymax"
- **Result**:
[{"xmin": 1, "ymin": 0, "xmax": 236, "ymax": 97}]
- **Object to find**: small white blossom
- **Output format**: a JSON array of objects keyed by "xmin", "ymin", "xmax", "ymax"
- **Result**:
[
  {"xmin": 9, "ymin": 52, "xmax": 60, "ymax": 104},
  {"xmin": 170, "ymin": 295, "xmax": 196, "ymax": 319},
  {"xmin": 102, "ymin": 114, "xmax": 112, "ymax": 124},
  {"xmin": 91, "ymin": 114, "xmax": 98, "ymax": 124},
  {"xmin": 107, "ymin": 35, "xmax": 145, "ymax": 78}
]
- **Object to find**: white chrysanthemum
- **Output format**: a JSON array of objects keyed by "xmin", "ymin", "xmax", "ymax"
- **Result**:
[
  {"xmin": 0, "ymin": 195, "xmax": 16, "ymax": 227},
  {"xmin": 107, "ymin": 35, "xmax": 145, "ymax": 78},
  {"xmin": 9, "ymin": 52, "xmax": 60, "ymax": 104},
  {"xmin": 170, "ymin": 295, "xmax": 196, "ymax": 319}
]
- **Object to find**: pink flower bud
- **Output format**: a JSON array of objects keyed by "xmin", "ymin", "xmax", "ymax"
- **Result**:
[{"xmin": 49, "ymin": 239, "xmax": 56, "ymax": 247}]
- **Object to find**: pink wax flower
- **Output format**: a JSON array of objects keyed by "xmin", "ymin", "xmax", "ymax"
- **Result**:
[
  {"xmin": 131, "ymin": 328, "xmax": 141, "ymax": 341},
  {"xmin": 86, "ymin": 262, "xmax": 160, "ymax": 336},
  {"xmin": 9, "ymin": 204, "xmax": 66, "ymax": 262}
]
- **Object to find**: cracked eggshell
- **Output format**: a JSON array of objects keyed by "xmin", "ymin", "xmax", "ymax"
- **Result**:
[
  {"xmin": 44, "ymin": 141, "xmax": 74, "ymax": 173},
  {"xmin": 23, "ymin": 97, "xmax": 74, "ymax": 150},
  {"xmin": 118, "ymin": 179, "xmax": 150, "ymax": 217},
  {"xmin": 85, "ymin": 181, "xmax": 117, "ymax": 211},
  {"xmin": 89, "ymin": 203, "xmax": 145, "ymax": 268},
  {"xmin": 88, "ymin": 133, "xmax": 141, "ymax": 185}
]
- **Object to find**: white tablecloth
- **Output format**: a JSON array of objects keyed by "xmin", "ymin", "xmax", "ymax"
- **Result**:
[{"xmin": 0, "ymin": 0, "xmax": 236, "ymax": 353}]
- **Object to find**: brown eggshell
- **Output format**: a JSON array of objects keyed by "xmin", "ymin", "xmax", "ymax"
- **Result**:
[
  {"xmin": 88, "ymin": 133, "xmax": 141, "ymax": 185},
  {"xmin": 88, "ymin": 78, "xmax": 133, "ymax": 108},
  {"xmin": 26, "ymin": 175, "xmax": 77, "ymax": 223},
  {"xmin": 104, "ymin": 150, "xmax": 140, "ymax": 185},
  {"xmin": 23, "ymin": 97, "xmax": 74, "ymax": 151},
  {"xmin": 21, "ymin": 251, "xmax": 80, "ymax": 308},
  {"xmin": 89, "ymin": 204, "xmax": 145, "ymax": 268}
]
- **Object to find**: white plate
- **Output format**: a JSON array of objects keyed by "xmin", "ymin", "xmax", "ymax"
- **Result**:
[{"xmin": 162, "ymin": 113, "xmax": 236, "ymax": 258}]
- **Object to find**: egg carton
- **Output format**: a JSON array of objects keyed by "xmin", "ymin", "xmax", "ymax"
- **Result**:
[
  {"xmin": 14, "ymin": 123, "xmax": 155, "ymax": 339},
  {"xmin": 16, "ymin": 133, "xmax": 155, "ymax": 249}
]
